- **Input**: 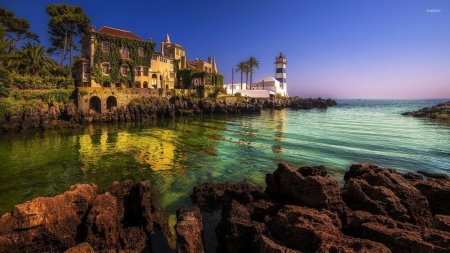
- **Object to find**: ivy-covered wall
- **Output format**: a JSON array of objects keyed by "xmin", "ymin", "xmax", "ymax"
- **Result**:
[{"xmin": 90, "ymin": 33, "xmax": 155, "ymax": 86}]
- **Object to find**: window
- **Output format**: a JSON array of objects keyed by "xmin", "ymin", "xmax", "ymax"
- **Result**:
[
  {"xmin": 83, "ymin": 64, "xmax": 90, "ymax": 73},
  {"xmin": 135, "ymin": 67, "xmax": 140, "ymax": 76},
  {"xmin": 102, "ymin": 42, "xmax": 110, "ymax": 52},
  {"xmin": 139, "ymin": 47, "xmax": 144, "ymax": 57},
  {"xmin": 170, "ymin": 72, "xmax": 174, "ymax": 78},
  {"xmin": 121, "ymin": 65, "xmax": 129, "ymax": 75},
  {"xmin": 143, "ymin": 67, "xmax": 149, "ymax": 76},
  {"xmin": 121, "ymin": 46, "xmax": 129, "ymax": 58},
  {"xmin": 152, "ymin": 55, "xmax": 158, "ymax": 60},
  {"xmin": 102, "ymin": 63, "xmax": 110, "ymax": 74}
]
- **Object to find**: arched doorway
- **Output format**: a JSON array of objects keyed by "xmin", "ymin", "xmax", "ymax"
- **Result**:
[
  {"xmin": 106, "ymin": 96, "xmax": 117, "ymax": 109},
  {"xmin": 135, "ymin": 81, "xmax": 141, "ymax": 88},
  {"xmin": 128, "ymin": 82, "xmax": 133, "ymax": 88},
  {"xmin": 152, "ymin": 74, "xmax": 157, "ymax": 88},
  {"xmin": 89, "ymin": 96, "xmax": 101, "ymax": 114},
  {"xmin": 143, "ymin": 82, "xmax": 148, "ymax": 88}
]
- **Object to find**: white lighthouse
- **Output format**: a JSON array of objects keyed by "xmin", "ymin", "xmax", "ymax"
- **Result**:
[{"xmin": 275, "ymin": 52, "xmax": 288, "ymax": 97}]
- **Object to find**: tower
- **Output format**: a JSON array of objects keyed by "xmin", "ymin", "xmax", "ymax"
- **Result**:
[{"xmin": 275, "ymin": 52, "xmax": 288, "ymax": 96}]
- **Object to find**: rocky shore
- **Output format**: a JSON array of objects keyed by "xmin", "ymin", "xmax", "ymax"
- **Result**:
[
  {"xmin": 1, "ymin": 162, "xmax": 449, "ymax": 252},
  {"xmin": 402, "ymin": 101, "xmax": 450, "ymax": 120},
  {"xmin": 0, "ymin": 97, "xmax": 337, "ymax": 134}
]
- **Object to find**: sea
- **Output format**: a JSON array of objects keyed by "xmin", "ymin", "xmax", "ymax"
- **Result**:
[{"xmin": 0, "ymin": 99, "xmax": 449, "ymax": 250}]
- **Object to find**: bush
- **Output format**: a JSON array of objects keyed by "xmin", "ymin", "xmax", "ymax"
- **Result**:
[
  {"xmin": 274, "ymin": 93, "xmax": 282, "ymax": 98},
  {"xmin": 0, "ymin": 67, "xmax": 12, "ymax": 98},
  {"xmin": 10, "ymin": 73, "xmax": 74, "ymax": 90},
  {"xmin": 235, "ymin": 92, "xmax": 242, "ymax": 97},
  {"xmin": 128, "ymin": 97, "xmax": 143, "ymax": 106}
]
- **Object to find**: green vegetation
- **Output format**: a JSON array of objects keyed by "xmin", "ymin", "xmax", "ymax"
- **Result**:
[
  {"xmin": 235, "ymin": 92, "xmax": 242, "ymax": 97},
  {"xmin": 235, "ymin": 57, "xmax": 258, "ymax": 90},
  {"xmin": 90, "ymin": 32, "xmax": 155, "ymax": 85},
  {"xmin": 0, "ymin": 5, "xmax": 84, "ymax": 120},
  {"xmin": 246, "ymin": 56, "xmax": 259, "ymax": 89},
  {"xmin": 46, "ymin": 4, "xmax": 90, "ymax": 74},
  {"xmin": 0, "ymin": 88, "xmax": 75, "ymax": 120}
]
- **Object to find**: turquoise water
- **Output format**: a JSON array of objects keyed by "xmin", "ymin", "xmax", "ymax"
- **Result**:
[{"xmin": 0, "ymin": 99, "xmax": 449, "ymax": 237}]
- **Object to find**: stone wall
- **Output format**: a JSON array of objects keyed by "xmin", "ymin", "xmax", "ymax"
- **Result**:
[{"xmin": 76, "ymin": 87, "xmax": 200, "ymax": 114}]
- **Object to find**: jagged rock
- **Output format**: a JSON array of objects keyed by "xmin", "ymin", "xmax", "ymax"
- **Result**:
[
  {"xmin": 297, "ymin": 165, "xmax": 327, "ymax": 177},
  {"xmin": 267, "ymin": 205, "xmax": 391, "ymax": 253},
  {"xmin": 216, "ymin": 200, "xmax": 254, "ymax": 253},
  {"xmin": 402, "ymin": 172, "xmax": 423, "ymax": 181},
  {"xmin": 413, "ymin": 178, "xmax": 450, "ymax": 215},
  {"xmin": 347, "ymin": 211, "xmax": 450, "ymax": 253},
  {"xmin": 417, "ymin": 171, "xmax": 449, "ymax": 180},
  {"xmin": 342, "ymin": 166, "xmax": 433, "ymax": 226},
  {"xmin": 0, "ymin": 180, "xmax": 171, "ymax": 252},
  {"xmin": 64, "ymin": 242, "xmax": 95, "ymax": 253},
  {"xmin": 433, "ymin": 215, "xmax": 450, "ymax": 232},
  {"xmin": 191, "ymin": 182, "xmax": 264, "ymax": 211},
  {"xmin": 175, "ymin": 206, "xmax": 204, "ymax": 253},
  {"xmin": 403, "ymin": 101, "xmax": 450, "ymax": 119},
  {"xmin": 265, "ymin": 162, "xmax": 349, "ymax": 216}
]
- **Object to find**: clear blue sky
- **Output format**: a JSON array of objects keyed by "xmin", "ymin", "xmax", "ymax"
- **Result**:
[{"xmin": 3, "ymin": 0, "xmax": 450, "ymax": 98}]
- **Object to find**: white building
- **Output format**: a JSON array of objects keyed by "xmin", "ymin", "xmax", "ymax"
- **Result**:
[{"xmin": 223, "ymin": 52, "xmax": 289, "ymax": 98}]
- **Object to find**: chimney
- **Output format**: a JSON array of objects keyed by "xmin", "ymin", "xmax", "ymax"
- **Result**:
[
  {"xmin": 161, "ymin": 41, "xmax": 164, "ymax": 56},
  {"xmin": 208, "ymin": 57, "xmax": 212, "ymax": 64},
  {"xmin": 90, "ymin": 25, "xmax": 96, "ymax": 32},
  {"xmin": 148, "ymin": 37, "xmax": 152, "ymax": 42}
]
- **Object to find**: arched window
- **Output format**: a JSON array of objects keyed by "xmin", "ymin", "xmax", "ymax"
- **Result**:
[
  {"xmin": 143, "ymin": 82, "xmax": 148, "ymax": 88},
  {"xmin": 121, "ymin": 65, "xmax": 129, "ymax": 75},
  {"xmin": 135, "ymin": 82, "xmax": 141, "ymax": 88},
  {"xmin": 121, "ymin": 46, "xmax": 129, "ymax": 58},
  {"xmin": 135, "ymin": 67, "xmax": 141, "ymax": 76},
  {"xmin": 102, "ymin": 63, "xmax": 110, "ymax": 74}
]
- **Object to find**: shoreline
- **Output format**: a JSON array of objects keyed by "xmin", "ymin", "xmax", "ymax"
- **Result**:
[
  {"xmin": 0, "ymin": 162, "xmax": 449, "ymax": 252},
  {"xmin": 0, "ymin": 96, "xmax": 337, "ymax": 135}
]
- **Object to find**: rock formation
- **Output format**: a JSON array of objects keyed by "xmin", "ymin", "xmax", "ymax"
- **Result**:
[
  {"xmin": 403, "ymin": 101, "xmax": 450, "ymax": 120},
  {"xmin": 190, "ymin": 162, "xmax": 450, "ymax": 253},
  {"xmin": 3, "ymin": 161, "xmax": 447, "ymax": 252},
  {"xmin": 0, "ymin": 97, "xmax": 337, "ymax": 134},
  {"xmin": 0, "ymin": 180, "xmax": 171, "ymax": 253}
]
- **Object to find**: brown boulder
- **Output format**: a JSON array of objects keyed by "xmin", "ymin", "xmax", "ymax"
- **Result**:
[
  {"xmin": 216, "ymin": 200, "xmax": 254, "ymax": 253},
  {"xmin": 342, "ymin": 167, "xmax": 433, "ymax": 226},
  {"xmin": 267, "ymin": 205, "xmax": 390, "ymax": 253},
  {"xmin": 413, "ymin": 178, "xmax": 450, "ymax": 215},
  {"xmin": 0, "ymin": 181, "xmax": 172, "ymax": 252},
  {"xmin": 297, "ymin": 165, "xmax": 327, "ymax": 177},
  {"xmin": 433, "ymin": 215, "xmax": 450, "ymax": 232},
  {"xmin": 347, "ymin": 211, "xmax": 450, "ymax": 253},
  {"xmin": 191, "ymin": 182, "xmax": 264, "ymax": 211},
  {"xmin": 64, "ymin": 242, "xmax": 95, "ymax": 253},
  {"xmin": 265, "ymin": 162, "xmax": 348, "ymax": 215},
  {"xmin": 175, "ymin": 206, "xmax": 204, "ymax": 253},
  {"xmin": 417, "ymin": 171, "xmax": 449, "ymax": 180}
]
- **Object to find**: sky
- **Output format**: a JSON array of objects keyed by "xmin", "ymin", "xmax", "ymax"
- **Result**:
[{"xmin": 2, "ymin": 0, "xmax": 450, "ymax": 99}]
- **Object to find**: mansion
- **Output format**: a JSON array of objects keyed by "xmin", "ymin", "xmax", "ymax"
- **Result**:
[{"xmin": 76, "ymin": 26, "xmax": 218, "ymax": 89}]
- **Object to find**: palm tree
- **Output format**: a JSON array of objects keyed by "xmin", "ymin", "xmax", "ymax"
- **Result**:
[
  {"xmin": 246, "ymin": 56, "xmax": 259, "ymax": 89},
  {"xmin": 242, "ymin": 63, "xmax": 251, "ymax": 90},
  {"xmin": 235, "ymin": 61, "xmax": 246, "ymax": 90},
  {"xmin": 20, "ymin": 42, "xmax": 54, "ymax": 76}
]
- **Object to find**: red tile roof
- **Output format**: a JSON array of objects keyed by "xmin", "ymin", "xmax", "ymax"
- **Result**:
[{"xmin": 97, "ymin": 26, "xmax": 143, "ymax": 41}]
